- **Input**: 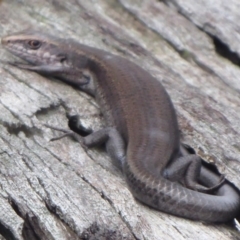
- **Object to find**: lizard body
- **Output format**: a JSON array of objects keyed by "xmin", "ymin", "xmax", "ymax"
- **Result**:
[{"xmin": 2, "ymin": 30, "xmax": 240, "ymax": 222}]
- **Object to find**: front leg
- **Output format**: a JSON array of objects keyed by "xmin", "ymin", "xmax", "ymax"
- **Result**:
[{"xmin": 45, "ymin": 115, "xmax": 126, "ymax": 168}]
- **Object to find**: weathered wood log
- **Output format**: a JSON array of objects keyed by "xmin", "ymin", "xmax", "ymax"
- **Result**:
[{"xmin": 0, "ymin": 0, "xmax": 240, "ymax": 239}]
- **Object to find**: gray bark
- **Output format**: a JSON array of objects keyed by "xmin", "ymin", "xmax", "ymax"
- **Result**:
[{"xmin": 0, "ymin": 0, "xmax": 240, "ymax": 239}]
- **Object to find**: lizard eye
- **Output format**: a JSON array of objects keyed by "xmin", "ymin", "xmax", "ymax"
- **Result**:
[{"xmin": 27, "ymin": 40, "xmax": 41, "ymax": 49}]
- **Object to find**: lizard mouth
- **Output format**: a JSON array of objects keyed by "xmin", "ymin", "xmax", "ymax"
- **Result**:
[
  {"xmin": 8, "ymin": 61, "xmax": 37, "ymax": 70},
  {"xmin": 7, "ymin": 61, "xmax": 48, "ymax": 72},
  {"xmin": 7, "ymin": 60, "xmax": 69, "ymax": 75}
]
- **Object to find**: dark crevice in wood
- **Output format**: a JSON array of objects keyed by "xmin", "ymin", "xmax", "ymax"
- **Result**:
[
  {"xmin": 79, "ymin": 222, "xmax": 131, "ymax": 240},
  {"xmin": 2, "ymin": 121, "xmax": 42, "ymax": 138},
  {"xmin": 34, "ymin": 103, "xmax": 61, "ymax": 118},
  {"xmin": 41, "ymin": 170, "xmax": 137, "ymax": 239},
  {"xmin": 43, "ymin": 201, "xmax": 90, "ymax": 239},
  {"xmin": 7, "ymin": 198, "xmax": 23, "ymax": 219},
  {"xmin": 0, "ymin": 223, "xmax": 16, "ymax": 240},
  {"xmin": 67, "ymin": 114, "xmax": 93, "ymax": 137},
  {"xmin": 7, "ymin": 198, "xmax": 41, "ymax": 240},
  {"xmin": 160, "ymin": 0, "xmax": 240, "ymax": 68},
  {"xmin": 22, "ymin": 214, "xmax": 41, "ymax": 240},
  {"xmin": 211, "ymin": 35, "xmax": 240, "ymax": 66},
  {"xmin": 38, "ymin": 182, "xmax": 81, "ymax": 239}
]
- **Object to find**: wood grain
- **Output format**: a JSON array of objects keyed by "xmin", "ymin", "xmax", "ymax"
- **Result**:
[{"xmin": 0, "ymin": 0, "xmax": 240, "ymax": 239}]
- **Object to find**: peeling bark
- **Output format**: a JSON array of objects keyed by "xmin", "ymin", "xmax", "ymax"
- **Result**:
[{"xmin": 0, "ymin": 0, "xmax": 240, "ymax": 239}]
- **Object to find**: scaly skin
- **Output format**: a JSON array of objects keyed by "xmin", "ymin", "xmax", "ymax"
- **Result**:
[{"xmin": 1, "ymin": 30, "xmax": 240, "ymax": 222}]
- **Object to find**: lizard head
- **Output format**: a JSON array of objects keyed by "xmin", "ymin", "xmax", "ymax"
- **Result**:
[
  {"xmin": 1, "ymin": 29, "xmax": 92, "ymax": 88},
  {"xmin": 1, "ymin": 29, "xmax": 69, "ymax": 68}
]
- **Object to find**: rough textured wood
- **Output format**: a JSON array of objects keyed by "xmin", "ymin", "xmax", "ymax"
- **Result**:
[{"xmin": 0, "ymin": 0, "xmax": 240, "ymax": 239}]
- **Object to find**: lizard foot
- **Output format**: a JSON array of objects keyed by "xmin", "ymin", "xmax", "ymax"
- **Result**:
[
  {"xmin": 190, "ymin": 175, "xmax": 225, "ymax": 194},
  {"xmin": 43, "ymin": 123, "xmax": 86, "ymax": 150}
]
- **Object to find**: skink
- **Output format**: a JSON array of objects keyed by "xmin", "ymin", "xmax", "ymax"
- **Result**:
[{"xmin": 1, "ymin": 29, "xmax": 240, "ymax": 222}]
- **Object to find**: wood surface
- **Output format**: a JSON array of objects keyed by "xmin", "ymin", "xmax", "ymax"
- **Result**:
[{"xmin": 0, "ymin": 0, "xmax": 240, "ymax": 239}]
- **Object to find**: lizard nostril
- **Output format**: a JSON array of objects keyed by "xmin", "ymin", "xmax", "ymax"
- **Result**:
[
  {"xmin": 60, "ymin": 57, "xmax": 66, "ymax": 63},
  {"xmin": 1, "ymin": 38, "xmax": 7, "ymax": 45},
  {"xmin": 1, "ymin": 38, "xmax": 11, "ymax": 45}
]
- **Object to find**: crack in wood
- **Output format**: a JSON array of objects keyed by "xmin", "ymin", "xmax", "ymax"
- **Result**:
[
  {"xmin": 212, "ymin": 35, "xmax": 240, "ymax": 66},
  {"xmin": 161, "ymin": 0, "xmax": 240, "ymax": 68},
  {"xmin": 79, "ymin": 222, "xmax": 134, "ymax": 240},
  {"xmin": 2, "ymin": 121, "xmax": 42, "ymax": 139},
  {"xmin": 0, "ymin": 223, "xmax": 16, "ymax": 240},
  {"xmin": 36, "ymin": 144, "xmax": 137, "ymax": 239},
  {"xmin": 6, "ymin": 197, "xmax": 42, "ymax": 240},
  {"xmin": 22, "ymin": 213, "xmax": 41, "ymax": 240}
]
